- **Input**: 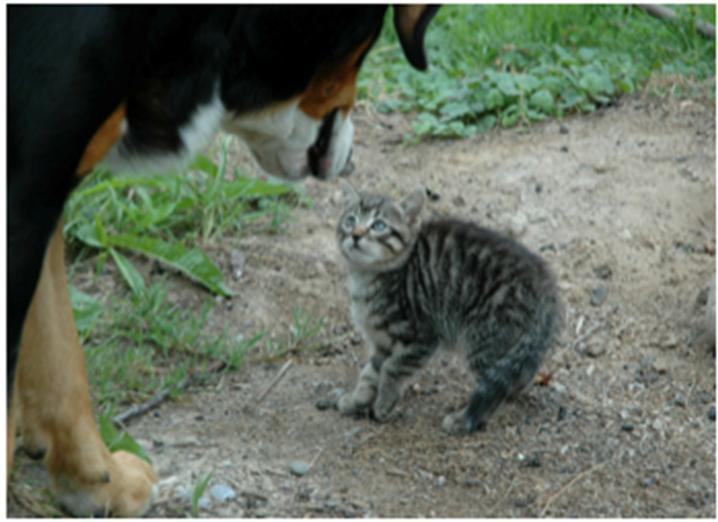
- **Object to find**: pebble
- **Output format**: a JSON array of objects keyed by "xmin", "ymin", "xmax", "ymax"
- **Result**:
[
  {"xmin": 674, "ymin": 393, "xmax": 686, "ymax": 407},
  {"xmin": 593, "ymin": 263, "xmax": 613, "ymax": 280},
  {"xmin": 651, "ymin": 356, "xmax": 670, "ymax": 375},
  {"xmin": 508, "ymin": 212, "xmax": 528, "ymax": 238},
  {"xmin": 451, "ymin": 195, "xmax": 466, "ymax": 207},
  {"xmin": 559, "ymin": 124, "xmax": 569, "ymax": 134},
  {"xmin": 590, "ymin": 286, "xmax": 608, "ymax": 306},
  {"xmin": 708, "ymin": 406, "xmax": 716, "ymax": 422},
  {"xmin": 436, "ymin": 476, "xmax": 446, "ymax": 487},
  {"xmin": 210, "ymin": 483, "xmax": 236, "ymax": 503},
  {"xmin": 556, "ymin": 406, "xmax": 567, "ymax": 422},
  {"xmin": 289, "ymin": 461, "xmax": 312, "ymax": 477},
  {"xmin": 621, "ymin": 423, "xmax": 635, "ymax": 432}
]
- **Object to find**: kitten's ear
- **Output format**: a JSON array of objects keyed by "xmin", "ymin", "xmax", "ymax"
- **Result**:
[
  {"xmin": 399, "ymin": 187, "xmax": 425, "ymax": 224},
  {"xmin": 339, "ymin": 179, "xmax": 360, "ymax": 208}
]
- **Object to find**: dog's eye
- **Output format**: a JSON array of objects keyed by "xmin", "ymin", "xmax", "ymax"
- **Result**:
[
  {"xmin": 371, "ymin": 220, "xmax": 387, "ymax": 232},
  {"xmin": 344, "ymin": 215, "xmax": 357, "ymax": 229}
]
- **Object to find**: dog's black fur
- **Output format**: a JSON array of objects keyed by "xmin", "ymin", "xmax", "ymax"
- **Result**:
[{"xmin": 9, "ymin": 5, "xmax": 427, "ymax": 390}]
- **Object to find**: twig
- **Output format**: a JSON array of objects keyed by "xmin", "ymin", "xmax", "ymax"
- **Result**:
[
  {"xmin": 255, "ymin": 359, "xmax": 293, "ymax": 405},
  {"xmin": 112, "ymin": 359, "xmax": 226, "ymax": 427},
  {"xmin": 637, "ymin": 4, "xmax": 715, "ymax": 39},
  {"xmin": 539, "ymin": 461, "xmax": 607, "ymax": 516},
  {"xmin": 572, "ymin": 323, "xmax": 601, "ymax": 351}
]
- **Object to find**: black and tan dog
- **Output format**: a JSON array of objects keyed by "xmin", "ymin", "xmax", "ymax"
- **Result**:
[{"xmin": 7, "ymin": 5, "xmax": 438, "ymax": 516}]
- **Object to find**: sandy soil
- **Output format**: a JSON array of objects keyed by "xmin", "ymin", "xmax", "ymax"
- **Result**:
[{"xmin": 9, "ymin": 95, "xmax": 716, "ymax": 517}]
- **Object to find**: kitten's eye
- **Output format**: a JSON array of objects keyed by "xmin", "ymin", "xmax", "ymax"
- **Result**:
[
  {"xmin": 371, "ymin": 220, "xmax": 387, "ymax": 232},
  {"xmin": 344, "ymin": 215, "xmax": 357, "ymax": 228}
]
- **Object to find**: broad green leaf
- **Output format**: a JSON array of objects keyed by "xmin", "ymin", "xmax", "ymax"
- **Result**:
[
  {"xmin": 99, "ymin": 415, "xmax": 151, "ymax": 464},
  {"xmin": 106, "ymin": 234, "xmax": 233, "ymax": 297},
  {"xmin": 486, "ymin": 88, "xmax": 504, "ymax": 110},
  {"xmin": 529, "ymin": 89, "xmax": 555, "ymax": 113},
  {"xmin": 109, "ymin": 248, "xmax": 146, "ymax": 296},
  {"xmin": 495, "ymin": 73, "xmax": 520, "ymax": 97}
]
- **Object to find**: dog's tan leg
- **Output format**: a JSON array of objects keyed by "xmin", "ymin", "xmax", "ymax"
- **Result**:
[{"xmin": 15, "ymin": 220, "xmax": 157, "ymax": 517}]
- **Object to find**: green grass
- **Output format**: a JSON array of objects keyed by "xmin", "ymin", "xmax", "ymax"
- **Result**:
[
  {"xmin": 359, "ymin": 4, "xmax": 715, "ymax": 139},
  {"xmin": 71, "ymin": 281, "xmax": 262, "ymax": 416},
  {"xmin": 264, "ymin": 307, "xmax": 327, "ymax": 360},
  {"xmin": 65, "ymin": 137, "xmax": 303, "ymax": 297}
]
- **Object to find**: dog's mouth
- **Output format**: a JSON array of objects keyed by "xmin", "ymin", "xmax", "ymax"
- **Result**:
[{"xmin": 308, "ymin": 109, "xmax": 354, "ymax": 179}]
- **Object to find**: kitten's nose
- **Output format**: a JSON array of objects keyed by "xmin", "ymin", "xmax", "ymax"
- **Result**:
[{"xmin": 352, "ymin": 225, "xmax": 368, "ymax": 242}]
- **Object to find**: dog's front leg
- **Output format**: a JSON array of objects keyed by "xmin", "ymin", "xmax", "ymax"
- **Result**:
[{"xmin": 14, "ymin": 220, "xmax": 157, "ymax": 517}]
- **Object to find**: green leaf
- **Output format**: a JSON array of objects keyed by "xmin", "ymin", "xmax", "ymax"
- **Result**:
[
  {"xmin": 486, "ymin": 88, "xmax": 505, "ymax": 110},
  {"xmin": 98, "ymin": 416, "xmax": 151, "ymax": 464},
  {"xmin": 106, "ymin": 234, "xmax": 234, "ymax": 297},
  {"xmin": 191, "ymin": 472, "xmax": 213, "ymax": 517},
  {"xmin": 495, "ymin": 73, "xmax": 520, "ymax": 97},
  {"xmin": 69, "ymin": 287, "xmax": 102, "ymax": 337},
  {"xmin": 476, "ymin": 114, "xmax": 497, "ymax": 133},
  {"xmin": 109, "ymin": 248, "xmax": 146, "ymax": 296},
  {"xmin": 439, "ymin": 101, "xmax": 472, "ymax": 120},
  {"xmin": 529, "ymin": 89, "xmax": 555, "ymax": 113}
]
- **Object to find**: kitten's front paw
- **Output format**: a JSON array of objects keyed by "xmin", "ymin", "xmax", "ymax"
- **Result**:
[
  {"xmin": 338, "ymin": 393, "xmax": 368, "ymax": 416},
  {"xmin": 371, "ymin": 389, "xmax": 400, "ymax": 422}
]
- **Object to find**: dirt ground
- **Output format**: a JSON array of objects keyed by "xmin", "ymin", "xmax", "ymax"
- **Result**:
[{"xmin": 9, "ymin": 95, "xmax": 716, "ymax": 517}]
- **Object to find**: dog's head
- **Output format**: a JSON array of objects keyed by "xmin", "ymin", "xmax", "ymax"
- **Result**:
[{"xmin": 220, "ymin": 5, "xmax": 438, "ymax": 181}]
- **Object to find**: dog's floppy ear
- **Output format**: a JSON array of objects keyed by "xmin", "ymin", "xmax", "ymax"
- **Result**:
[{"xmin": 393, "ymin": 5, "xmax": 440, "ymax": 71}]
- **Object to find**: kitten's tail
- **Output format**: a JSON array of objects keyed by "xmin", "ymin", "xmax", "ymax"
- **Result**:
[{"xmin": 464, "ymin": 293, "xmax": 562, "ymax": 432}]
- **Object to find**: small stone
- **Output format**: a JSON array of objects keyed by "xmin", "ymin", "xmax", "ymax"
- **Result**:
[
  {"xmin": 590, "ymin": 286, "xmax": 608, "ymax": 306},
  {"xmin": 593, "ymin": 264, "xmax": 613, "ymax": 280},
  {"xmin": 210, "ymin": 483, "xmax": 236, "ymax": 503},
  {"xmin": 451, "ymin": 195, "xmax": 466, "ymax": 207},
  {"xmin": 708, "ymin": 406, "xmax": 716, "ymax": 421},
  {"xmin": 289, "ymin": 461, "xmax": 312, "ymax": 477},
  {"xmin": 559, "ymin": 124, "xmax": 569, "ymax": 134},
  {"xmin": 508, "ymin": 212, "xmax": 528, "ymax": 238},
  {"xmin": 436, "ymin": 476, "xmax": 446, "ymax": 487},
  {"xmin": 556, "ymin": 406, "xmax": 567, "ymax": 422},
  {"xmin": 585, "ymin": 343, "xmax": 606, "ymax": 358},
  {"xmin": 642, "ymin": 476, "xmax": 658, "ymax": 488},
  {"xmin": 674, "ymin": 393, "xmax": 686, "ymax": 407},
  {"xmin": 560, "ymin": 145, "xmax": 569, "ymax": 153},
  {"xmin": 198, "ymin": 495, "xmax": 212, "ymax": 510},
  {"xmin": 651, "ymin": 357, "xmax": 670, "ymax": 374},
  {"xmin": 175, "ymin": 485, "xmax": 192, "ymax": 503},
  {"xmin": 621, "ymin": 423, "xmax": 635, "ymax": 432},
  {"xmin": 522, "ymin": 455, "xmax": 541, "ymax": 468}
]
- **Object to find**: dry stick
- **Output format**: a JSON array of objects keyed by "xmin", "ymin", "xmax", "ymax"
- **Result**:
[
  {"xmin": 254, "ymin": 359, "xmax": 293, "ymax": 405},
  {"xmin": 638, "ymin": 4, "xmax": 715, "ymax": 39},
  {"xmin": 539, "ymin": 461, "xmax": 608, "ymax": 517},
  {"xmin": 112, "ymin": 359, "xmax": 226, "ymax": 427}
]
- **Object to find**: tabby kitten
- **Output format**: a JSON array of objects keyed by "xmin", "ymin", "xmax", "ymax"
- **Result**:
[{"xmin": 335, "ymin": 181, "xmax": 562, "ymax": 434}]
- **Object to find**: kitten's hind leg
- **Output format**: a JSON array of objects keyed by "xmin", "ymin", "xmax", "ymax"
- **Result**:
[
  {"xmin": 372, "ymin": 342, "xmax": 435, "ymax": 422},
  {"xmin": 443, "ymin": 349, "xmax": 542, "ymax": 435}
]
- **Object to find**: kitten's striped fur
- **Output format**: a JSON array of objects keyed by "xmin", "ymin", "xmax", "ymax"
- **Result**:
[{"xmin": 336, "ymin": 181, "xmax": 562, "ymax": 434}]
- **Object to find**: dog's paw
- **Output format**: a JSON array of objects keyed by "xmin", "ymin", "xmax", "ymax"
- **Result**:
[{"xmin": 53, "ymin": 450, "xmax": 157, "ymax": 517}]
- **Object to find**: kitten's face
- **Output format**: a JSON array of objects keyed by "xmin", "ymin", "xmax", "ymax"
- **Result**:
[{"xmin": 337, "ymin": 181, "xmax": 425, "ymax": 271}]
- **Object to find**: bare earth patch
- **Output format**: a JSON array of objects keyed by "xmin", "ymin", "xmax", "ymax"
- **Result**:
[{"xmin": 9, "ymin": 96, "xmax": 716, "ymax": 517}]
